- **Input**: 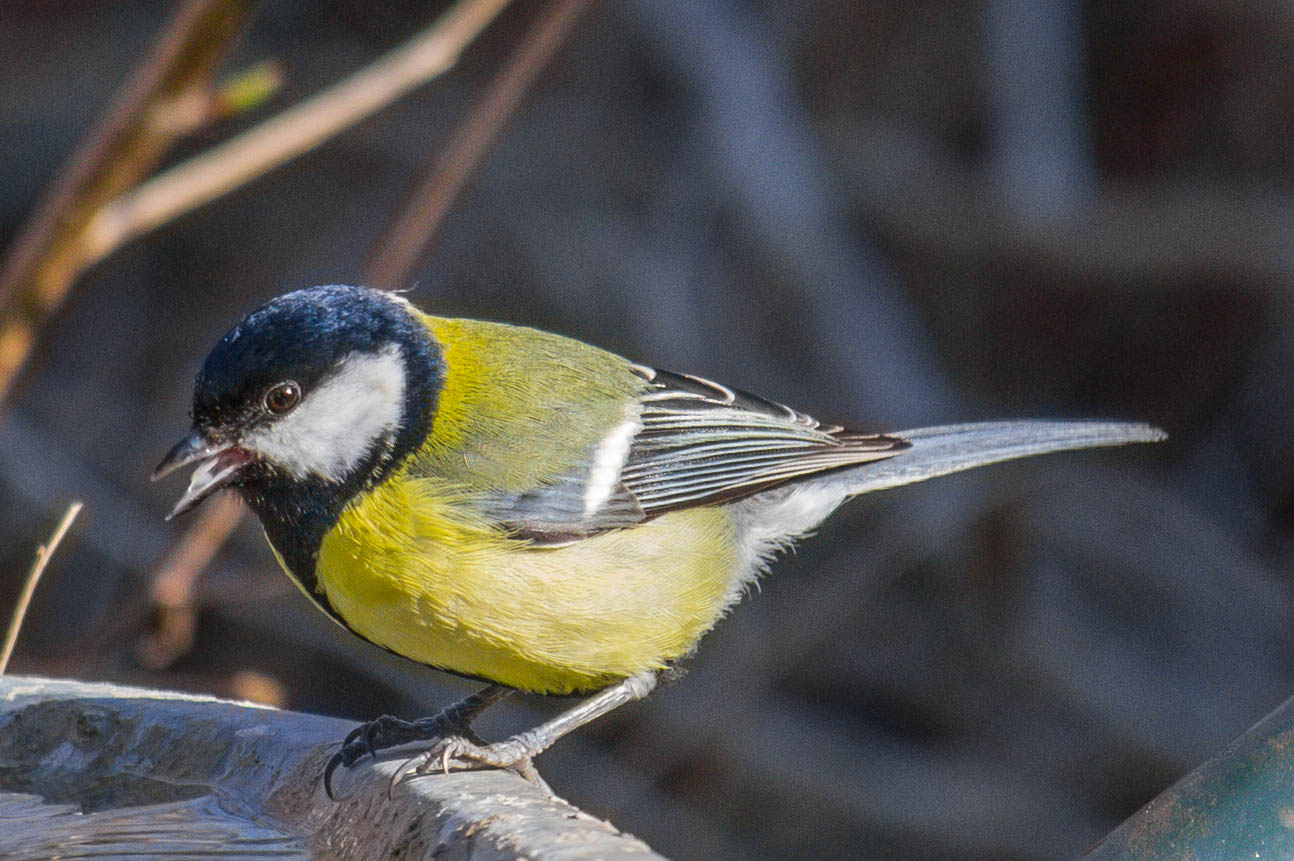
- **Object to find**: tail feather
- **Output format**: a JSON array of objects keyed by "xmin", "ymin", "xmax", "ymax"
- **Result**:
[
  {"xmin": 839, "ymin": 420, "xmax": 1166, "ymax": 497},
  {"xmin": 724, "ymin": 419, "xmax": 1164, "ymax": 605}
]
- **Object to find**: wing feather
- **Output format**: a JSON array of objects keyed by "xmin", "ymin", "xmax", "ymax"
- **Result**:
[
  {"xmin": 481, "ymin": 364, "xmax": 905, "ymax": 542},
  {"xmin": 619, "ymin": 367, "xmax": 905, "ymax": 516}
]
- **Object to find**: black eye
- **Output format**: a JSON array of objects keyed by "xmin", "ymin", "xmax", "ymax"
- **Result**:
[{"xmin": 263, "ymin": 381, "xmax": 301, "ymax": 415}]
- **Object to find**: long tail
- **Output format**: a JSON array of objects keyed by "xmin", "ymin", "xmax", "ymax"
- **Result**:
[{"xmin": 842, "ymin": 420, "xmax": 1166, "ymax": 497}]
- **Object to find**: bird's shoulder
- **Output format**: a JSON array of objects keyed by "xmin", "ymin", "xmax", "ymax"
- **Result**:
[{"xmin": 407, "ymin": 313, "xmax": 648, "ymax": 491}]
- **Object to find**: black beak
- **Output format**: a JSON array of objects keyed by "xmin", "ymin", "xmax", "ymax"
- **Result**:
[
  {"xmin": 153, "ymin": 430, "xmax": 220, "ymax": 482},
  {"xmin": 153, "ymin": 430, "xmax": 252, "ymax": 520}
]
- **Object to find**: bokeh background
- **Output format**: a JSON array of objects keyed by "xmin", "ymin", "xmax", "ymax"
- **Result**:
[{"xmin": 3, "ymin": 1, "xmax": 1292, "ymax": 858}]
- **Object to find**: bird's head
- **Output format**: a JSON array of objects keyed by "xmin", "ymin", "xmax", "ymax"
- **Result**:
[{"xmin": 154, "ymin": 285, "xmax": 442, "ymax": 520}]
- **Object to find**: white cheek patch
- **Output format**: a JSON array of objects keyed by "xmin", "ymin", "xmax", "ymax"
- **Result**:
[{"xmin": 243, "ymin": 346, "xmax": 406, "ymax": 482}]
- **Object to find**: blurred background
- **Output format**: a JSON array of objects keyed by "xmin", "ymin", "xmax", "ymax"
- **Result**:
[{"xmin": 2, "ymin": 1, "xmax": 1292, "ymax": 858}]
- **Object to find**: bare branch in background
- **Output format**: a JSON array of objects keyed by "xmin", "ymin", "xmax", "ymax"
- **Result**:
[
  {"xmin": 119, "ymin": 0, "xmax": 525, "ymax": 670},
  {"xmin": 365, "ymin": 0, "xmax": 596, "ymax": 288},
  {"xmin": 626, "ymin": 0, "xmax": 960, "ymax": 424},
  {"xmin": 0, "ymin": 502, "xmax": 83, "ymax": 674},
  {"xmin": 829, "ymin": 121, "xmax": 1294, "ymax": 284},
  {"xmin": 0, "ymin": 0, "xmax": 256, "ymax": 409},
  {"xmin": 85, "ymin": 0, "xmax": 512, "ymax": 269},
  {"xmin": 984, "ymin": 0, "xmax": 1095, "ymax": 222},
  {"xmin": 136, "ymin": 492, "xmax": 244, "ymax": 670}
]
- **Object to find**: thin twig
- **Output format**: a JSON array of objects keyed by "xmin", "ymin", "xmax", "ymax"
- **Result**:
[
  {"xmin": 0, "ymin": 502, "xmax": 83, "ymax": 674},
  {"xmin": 0, "ymin": 0, "xmax": 256, "ymax": 409},
  {"xmin": 365, "ymin": 0, "xmax": 596, "ymax": 288},
  {"xmin": 85, "ymin": 0, "xmax": 512, "ymax": 267}
]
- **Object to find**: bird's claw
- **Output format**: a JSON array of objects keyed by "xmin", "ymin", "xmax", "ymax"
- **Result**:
[
  {"xmin": 386, "ymin": 734, "xmax": 546, "ymax": 797},
  {"xmin": 323, "ymin": 751, "xmax": 347, "ymax": 800},
  {"xmin": 323, "ymin": 714, "xmax": 429, "ymax": 799}
]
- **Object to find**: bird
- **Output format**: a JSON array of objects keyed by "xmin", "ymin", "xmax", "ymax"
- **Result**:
[{"xmin": 153, "ymin": 284, "xmax": 1164, "ymax": 796}]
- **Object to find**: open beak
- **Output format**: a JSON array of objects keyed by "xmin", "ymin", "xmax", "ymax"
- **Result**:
[{"xmin": 152, "ymin": 430, "xmax": 253, "ymax": 520}]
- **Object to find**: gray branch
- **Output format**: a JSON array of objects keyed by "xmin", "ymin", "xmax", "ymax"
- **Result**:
[{"xmin": 0, "ymin": 676, "xmax": 662, "ymax": 860}]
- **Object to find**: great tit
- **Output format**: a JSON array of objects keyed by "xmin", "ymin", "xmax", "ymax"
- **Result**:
[{"xmin": 154, "ymin": 284, "xmax": 1164, "ymax": 794}]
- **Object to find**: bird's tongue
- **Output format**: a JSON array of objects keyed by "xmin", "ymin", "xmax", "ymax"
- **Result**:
[{"xmin": 166, "ymin": 447, "xmax": 253, "ymax": 520}]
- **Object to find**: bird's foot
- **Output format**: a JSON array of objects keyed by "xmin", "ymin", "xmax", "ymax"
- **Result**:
[
  {"xmin": 324, "ymin": 712, "xmax": 484, "ymax": 799},
  {"xmin": 389, "ymin": 731, "xmax": 551, "ymax": 795},
  {"xmin": 323, "ymin": 685, "xmax": 512, "ymax": 799}
]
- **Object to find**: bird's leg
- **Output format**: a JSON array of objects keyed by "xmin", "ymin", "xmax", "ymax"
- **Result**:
[
  {"xmin": 393, "ymin": 670, "xmax": 659, "ymax": 792},
  {"xmin": 324, "ymin": 684, "xmax": 511, "ymax": 798}
]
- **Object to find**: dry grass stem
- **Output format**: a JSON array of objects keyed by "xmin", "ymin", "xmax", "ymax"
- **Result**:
[
  {"xmin": 86, "ymin": 0, "xmax": 512, "ymax": 266},
  {"xmin": 0, "ymin": 501, "xmax": 84, "ymax": 674}
]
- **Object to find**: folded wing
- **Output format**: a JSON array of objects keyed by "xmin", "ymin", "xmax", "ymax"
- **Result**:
[
  {"xmin": 484, "ymin": 365, "xmax": 906, "ymax": 543},
  {"xmin": 620, "ymin": 366, "xmax": 905, "ymax": 515}
]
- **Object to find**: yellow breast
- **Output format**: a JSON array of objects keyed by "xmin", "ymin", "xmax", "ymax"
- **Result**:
[{"xmin": 308, "ymin": 469, "xmax": 741, "ymax": 694}]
